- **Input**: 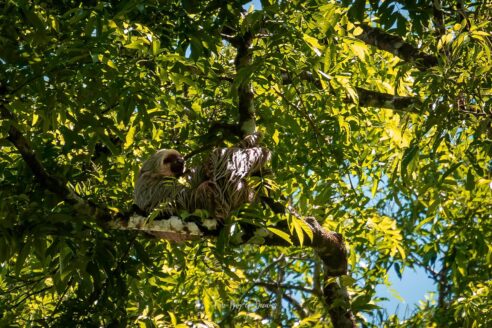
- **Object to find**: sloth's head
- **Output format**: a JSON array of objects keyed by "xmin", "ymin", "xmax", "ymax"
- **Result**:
[{"xmin": 139, "ymin": 149, "xmax": 185, "ymax": 178}]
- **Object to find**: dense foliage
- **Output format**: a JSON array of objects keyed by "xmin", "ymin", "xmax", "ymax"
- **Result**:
[{"xmin": 0, "ymin": 0, "xmax": 491, "ymax": 327}]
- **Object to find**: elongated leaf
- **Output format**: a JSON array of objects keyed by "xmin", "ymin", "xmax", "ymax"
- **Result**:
[{"xmin": 267, "ymin": 227, "xmax": 293, "ymax": 245}]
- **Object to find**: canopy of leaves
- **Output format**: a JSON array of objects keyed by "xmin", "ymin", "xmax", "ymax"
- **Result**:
[{"xmin": 0, "ymin": 0, "xmax": 491, "ymax": 327}]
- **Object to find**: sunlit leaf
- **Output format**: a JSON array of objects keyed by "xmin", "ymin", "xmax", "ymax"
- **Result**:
[{"xmin": 267, "ymin": 228, "xmax": 293, "ymax": 245}]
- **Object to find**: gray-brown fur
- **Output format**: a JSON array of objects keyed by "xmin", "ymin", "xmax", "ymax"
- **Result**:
[
  {"xmin": 133, "ymin": 149, "xmax": 187, "ymax": 214},
  {"xmin": 134, "ymin": 134, "xmax": 271, "ymax": 219}
]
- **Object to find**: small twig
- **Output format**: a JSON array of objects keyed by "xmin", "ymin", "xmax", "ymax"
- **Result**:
[
  {"xmin": 408, "ymin": 253, "xmax": 439, "ymax": 280},
  {"xmin": 1, "ymin": 275, "xmax": 46, "ymax": 295},
  {"xmin": 259, "ymin": 281, "xmax": 309, "ymax": 319},
  {"xmin": 254, "ymin": 282, "xmax": 319, "ymax": 296},
  {"xmin": 282, "ymin": 292, "xmax": 308, "ymax": 319},
  {"xmin": 236, "ymin": 254, "xmax": 286, "ymax": 305},
  {"xmin": 274, "ymin": 263, "xmax": 284, "ymax": 324},
  {"xmin": 84, "ymin": 236, "xmax": 138, "ymax": 315},
  {"xmin": 272, "ymin": 83, "xmax": 323, "ymax": 148}
]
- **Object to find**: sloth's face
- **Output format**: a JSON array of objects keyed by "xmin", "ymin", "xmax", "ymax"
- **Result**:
[{"xmin": 159, "ymin": 149, "xmax": 185, "ymax": 177}]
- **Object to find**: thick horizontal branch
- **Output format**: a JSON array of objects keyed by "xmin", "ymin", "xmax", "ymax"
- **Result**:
[
  {"xmin": 354, "ymin": 87, "xmax": 421, "ymax": 112},
  {"xmin": 281, "ymin": 72, "xmax": 421, "ymax": 112},
  {"xmin": 354, "ymin": 87, "xmax": 490, "ymax": 117},
  {"xmin": 115, "ymin": 210, "xmax": 354, "ymax": 326},
  {"xmin": 1, "ymin": 79, "xmax": 348, "ymax": 271},
  {"xmin": 114, "ymin": 212, "xmax": 348, "ymax": 276},
  {"xmin": 355, "ymin": 23, "xmax": 438, "ymax": 70},
  {"xmin": 283, "ymin": 72, "xmax": 490, "ymax": 118},
  {"xmin": 224, "ymin": 17, "xmax": 438, "ymax": 71}
]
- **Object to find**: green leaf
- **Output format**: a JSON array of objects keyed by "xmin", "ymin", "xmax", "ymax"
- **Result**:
[
  {"xmin": 371, "ymin": 177, "xmax": 379, "ymax": 197},
  {"xmin": 295, "ymin": 217, "xmax": 314, "ymax": 244},
  {"xmin": 293, "ymin": 218, "xmax": 304, "ymax": 246},
  {"xmin": 298, "ymin": 314, "xmax": 322, "ymax": 327},
  {"xmin": 168, "ymin": 312, "xmax": 177, "ymax": 326},
  {"xmin": 348, "ymin": 0, "xmax": 366, "ymax": 21},
  {"xmin": 396, "ymin": 244, "xmax": 406, "ymax": 259},
  {"xmin": 15, "ymin": 243, "xmax": 30, "ymax": 276},
  {"xmin": 303, "ymin": 34, "xmax": 324, "ymax": 56},
  {"xmin": 97, "ymin": 54, "xmax": 117, "ymax": 69},
  {"xmin": 401, "ymin": 145, "xmax": 419, "ymax": 182},
  {"xmin": 353, "ymin": 26, "xmax": 364, "ymax": 36},
  {"xmin": 465, "ymin": 168, "xmax": 475, "ymax": 191},
  {"xmin": 124, "ymin": 126, "xmax": 136, "ymax": 149},
  {"xmin": 267, "ymin": 227, "xmax": 292, "ymax": 245},
  {"xmin": 272, "ymin": 129, "xmax": 280, "ymax": 145},
  {"xmin": 389, "ymin": 286, "xmax": 404, "ymax": 302},
  {"xmin": 439, "ymin": 162, "xmax": 462, "ymax": 183},
  {"xmin": 152, "ymin": 39, "xmax": 161, "ymax": 56}
]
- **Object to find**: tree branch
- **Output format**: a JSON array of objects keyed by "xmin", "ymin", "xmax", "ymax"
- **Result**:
[
  {"xmin": 254, "ymin": 282, "xmax": 318, "ymax": 296},
  {"xmin": 9, "ymin": 286, "xmax": 53, "ymax": 310},
  {"xmin": 282, "ymin": 72, "xmax": 491, "ymax": 118},
  {"xmin": 354, "ymin": 87, "xmax": 421, "ymax": 112},
  {"xmin": 277, "ymin": 70, "xmax": 323, "ymax": 147},
  {"xmin": 237, "ymin": 198, "xmax": 355, "ymax": 327},
  {"xmin": 432, "ymin": 0, "xmax": 446, "ymax": 38},
  {"xmin": 0, "ymin": 102, "xmax": 349, "ymax": 274},
  {"xmin": 244, "ymin": 218, "xmax": 348, "ymax": 277},
  {"xmin": 0, "ymin": 110, "xmax": 73, "ymax": 202},
  {"xmin": 281, "ymin": 292, "xmax": 308, "ymax": 319},
  {"xmin": 355, "ymin": 23, "xmax": 438, "ymax": 70},
  {"xmin": 233, "ymin": 31, "xmax": 256, "ymax": 136},
  {"xmin": 0, "ymin": 88, "xmax": 112, "ymax": 222},
  {"xmin": 281, "ymin": 71, "xmax": 421, "ymax": 112},
  {"xmin": 258, "ymin": 282, "xmax": 309, "ymax": 319}
]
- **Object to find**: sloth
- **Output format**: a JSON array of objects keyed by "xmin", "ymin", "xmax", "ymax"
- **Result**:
[
  {"xmin": 133, "ymin": 133, "xmax": 271, "ymax": 221},
  {"xmin": 133, "ymin": 149, "xmax": 187, "ymax": 214}
]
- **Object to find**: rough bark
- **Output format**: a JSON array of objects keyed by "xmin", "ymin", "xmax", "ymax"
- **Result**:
[
  {"xmin": 232, "ymin": 31, "xmax": 256, "ymax": 136},
  {"xmin": 355, "ymin": 23, "xmax": 438, "ymax": 70}
]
